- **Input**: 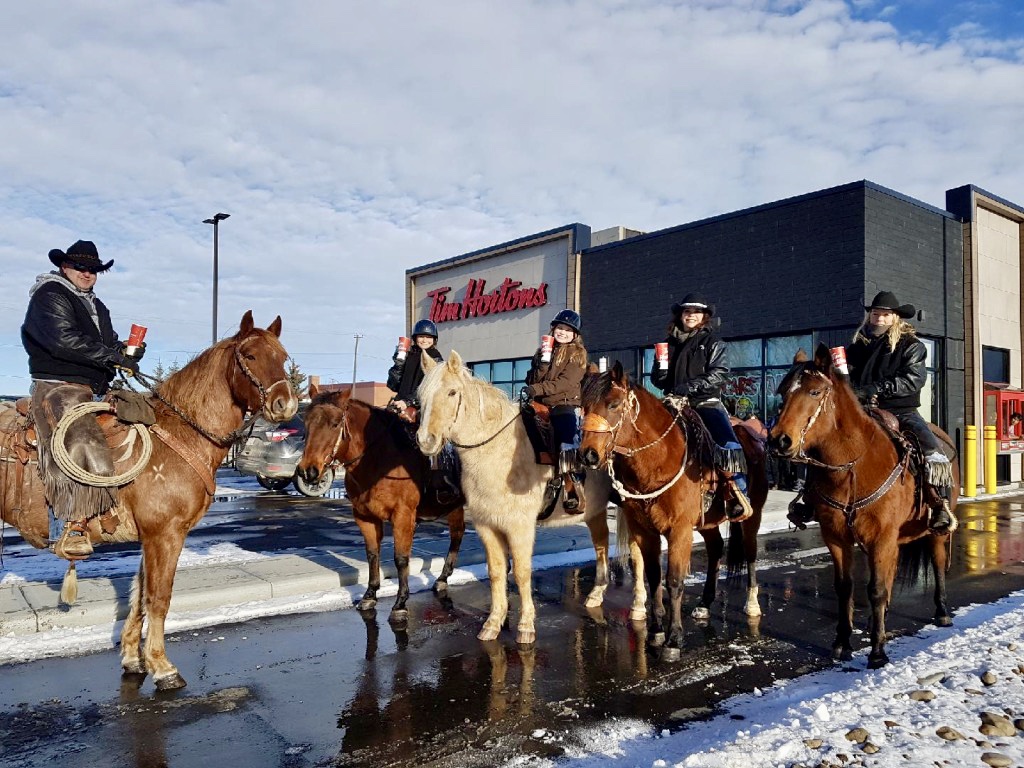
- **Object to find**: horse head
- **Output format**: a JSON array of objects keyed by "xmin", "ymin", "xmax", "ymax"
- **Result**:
[
  {"xmin": 579, "ymin": 360, "xmax": 634, "ymax": 470},
  {"xmin": 229, "ymin": 310, "xmax": 298, "ymax": 423},
  {"xmin": 297, "ymin": 383, "xmax": 350, "ymax": 484},
  {"xmin": 416, "ymin": 349, "xmax": 467, "ymax": 457},
  {"xmin": 768, "ymin": 343, "xmax": 840, "ymax": 458}
]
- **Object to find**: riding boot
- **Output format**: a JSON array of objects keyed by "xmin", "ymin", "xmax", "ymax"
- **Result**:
[
  {"xmin": 928, "ymin": 497, "xmax": 957, "ymax": 535},
  {"xmin": 561, "ymin": 471, "xmax": 586, "ymax": 513},
  {"xmin": 787, "ymin": 497, "xmax": 815, "ymax": 530},
  {"xmin": 428, "ymin": 454, "xmax": 460, "ymax": 506},
  {"xmin": 924, "ymin": 452, "xmax": 955, "ymax": 534},
  {"xmin": 537, "ymin": 476, "xmax": 562, "ymax": 521},
  {"xmin": 50, "ymin": 518, "xmax": 93, "ymax": 560},
  {"xmin": 725, "ymin": 473, "xmax": 753, "ymax": 522}
]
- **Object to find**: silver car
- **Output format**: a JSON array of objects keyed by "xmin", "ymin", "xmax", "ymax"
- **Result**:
[{"xmin": 233, "ymin": 410, "xmax": 336, "ymax": 497}]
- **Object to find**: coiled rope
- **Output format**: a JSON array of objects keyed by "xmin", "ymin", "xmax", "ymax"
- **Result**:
[{"xmin": 51, "ymin": 401, "xmax": 152, "ymax": 486}]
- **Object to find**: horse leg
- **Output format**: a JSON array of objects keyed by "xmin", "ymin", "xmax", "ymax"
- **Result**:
[
  {"xmin": 434, "ymin": 507, "xmax": 466, "ymax": 594},
  {"xmin": 662, "ymin": 527, "xmax": 692, "ymax": 661},
  {"xmin": 583, "ymin": 509, "xmax": 611, "ymax": 609},
  {"xmin": 693, "ymin": 527, "xmax": 723, "ymax": 620},
  {"xmin": 389, "ymin": 512, "xmax": 415, "ymax": 623},
  {"xmin": 741, "ymin": 518, "xmax": 762, "ymax": 618},
  {"xmin": 120, "ymin": 557, "xmax": 147, "ymax": 676},
  {"xmin": 508, "ymin": 523, "xmax": 538, "ymax": 647},
  {"xmin": 628, "ymin": 534, "xmax": 648, "ymax": 622},
  {"xmin": 139, "ymin": 531, "xmax": 188, "ymax": 690},
  {"xmin": 354, "ymin": 515, "xmax": 383, "ymax": 611},
  {"xmin": 931, "ymin": 535, "xmax": 952, "ymax": 627},
  {"xmin": 475, "ymin": 523, "xmax": 510, "ymax": 641},
  {"xmin": 826, "ymin": 536, "xmax": 856, "ymax": 661},
  {"xmin": 638, "ymin": 530, "xmax": 664, "ymax": 647},
  {"xmin": 867, "ymin": 537, "xmax": 898, "ymax": 669}
]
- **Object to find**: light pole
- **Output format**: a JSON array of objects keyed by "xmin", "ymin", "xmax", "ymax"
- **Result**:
[
  {"xmin": 352, "ymin": 334, "xmax": 363, "ymax": 387},
  {"xmin": 203, "ymin": 212, "xmax": 230, "ymax": 345}
]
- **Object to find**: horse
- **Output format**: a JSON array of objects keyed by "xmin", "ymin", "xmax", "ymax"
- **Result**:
[
  {"xmin": 415, "ymin": 351, "xmax": 635, "ymax": 646},
  {"xmin": 296, "ymin": 383, "xmax": 466, "ymax": 622},
  {"xmin": 768, "ymin": 343, "xmax": 959, "ymax": 668},
  {"xmin": 0, "ymin": 311, "xmax": 297, "ymax": 689},
  {"xmin": 577, "ymin": 361, "xmax": 768, "ymax": 661}
]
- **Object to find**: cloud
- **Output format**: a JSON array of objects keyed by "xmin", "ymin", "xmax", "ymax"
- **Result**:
[{"xmin": 2, "ymin": 0, "xmax": 1023, "ymax": 391}]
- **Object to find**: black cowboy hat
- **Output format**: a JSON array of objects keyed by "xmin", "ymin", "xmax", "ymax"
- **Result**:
[
  {"xmin": 864, "ymin": 291, "xmax": 915, "ymax": 319},
  {"xmin": 48, "ymin": 240, "xmax": 114, "ymax": 272},
  {"xmin": 671, "ymin": 292, "xmax": 715, "ymax": 317}
]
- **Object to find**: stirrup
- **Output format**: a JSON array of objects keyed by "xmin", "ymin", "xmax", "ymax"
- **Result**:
[
  {"xmin": 51, "ymin": 522, "xmax": 93, "ymax": 560},
  {"xmin": 725, "ymin": 480, "xmax": 753, "ymax": 523},
  {"xmin": 787, "ymin": 500, "xmax": 814, "ymax": 530},
  {"xmin": 928, "ymin": 500, "xmax": 957, "ymax": 535}
]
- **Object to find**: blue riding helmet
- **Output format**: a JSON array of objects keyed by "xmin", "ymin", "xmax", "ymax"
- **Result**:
[
  {"xmin": 550, "ymin": 309, "xmax": 582, "ymax": 334},
  {"xmin": 412, "ymin": 319, "xmax": 439, "ymax": 339}
]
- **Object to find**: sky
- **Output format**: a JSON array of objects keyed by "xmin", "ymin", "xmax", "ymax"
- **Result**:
[{"xmin": 2, "ymin": 0, "xmax": 1023, "ymax": 394}]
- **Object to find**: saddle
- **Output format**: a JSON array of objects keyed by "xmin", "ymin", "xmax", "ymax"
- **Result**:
[
  {"xmin": 0, "ymin": 401, "xmax": 49, "ymax": 548},
  {"xmin": 520, "ymin": 400, "xmax": 557, "ymax": 466},
  {"xmin": 865, "ymin": 405, "xmax": 953, "ymax": 505}
]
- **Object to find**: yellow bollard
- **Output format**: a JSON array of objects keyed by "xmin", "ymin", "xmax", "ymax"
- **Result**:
[
  {"xmin": 963, "ymin": 425, "xmax": 977, "ymax": 498},
  {"xmin": 984, "ymin": 425, "xmax": 998, "ymax": 495}
]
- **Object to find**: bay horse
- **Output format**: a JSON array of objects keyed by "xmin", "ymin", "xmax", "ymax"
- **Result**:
[
  {"xmin": 0, "ymin": 311, "xmax": 297, "ymax": 689},
  {"xmin": 296, "ymin": 383, "xmax": 466, "ymax": 622},
  {"xmin": 578, "ymin": 361, "xmax": 768, "ymax": 661},
  {"xmin": 768, "ymin": 343, "xmax": 959, "ymax": 668},
  {"xmin": 415, "ymin": 351, "xmax": 633, "ymax": 646}
]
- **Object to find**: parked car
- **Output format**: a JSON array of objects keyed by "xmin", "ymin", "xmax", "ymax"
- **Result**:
[{"xmin": 233, "ymin": 409, "xmax": 336, "ymax": 497}]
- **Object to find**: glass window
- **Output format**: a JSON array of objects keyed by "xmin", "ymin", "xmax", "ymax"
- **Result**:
[
  {"xmin": 640, "ymin": 347, "xmax": 662, "ymax": 395},
  {"xmin": 723, "ymin": 371, "xmax": 762, "ymax": 419},
  {"xmin": 491, "ymin": 360, "xmax": 513, "ymax": 383},
  {"xmin": 514, "ymin": 358, "xmax": 533, "ymax": 381},
  {"xmin": 766, "ymin": 334, "xmax": 813, "ymax": 367},
  {"xmin": 729, "ymin": 338, "xmax": 763, "ymax": 368},
  {"xmin": 471, "ymin": 362, "xmax": 490, "ymax": 379}
]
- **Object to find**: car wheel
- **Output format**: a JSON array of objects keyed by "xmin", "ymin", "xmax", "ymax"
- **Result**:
[
  {"xmin": 256, "ymin": 474, "xmax": 291, "ymax": 492},
  {"xmin": 294, "ymin": 467, "xmax": 335, "ymax": 498}
]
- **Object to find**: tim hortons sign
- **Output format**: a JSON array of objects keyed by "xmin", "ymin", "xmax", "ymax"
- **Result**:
[{"xmin": 426, "ymin": 277, "xmax": 548, "ymax": 323}]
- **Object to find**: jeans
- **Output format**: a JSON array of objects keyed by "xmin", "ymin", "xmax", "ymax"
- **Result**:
[
  {"xmin": 695, "ymin": 400, "xmax": 747, "ymax": 492},
  {"xmin": 550, "ymin": 405, "xmax": 581, "ymax": 451},
  {"xmin": 891, "ymin": 409, "xmax": 942, "ymax": 454}
]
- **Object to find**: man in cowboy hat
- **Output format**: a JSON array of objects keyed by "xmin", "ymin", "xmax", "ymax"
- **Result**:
[
  {"xmin": 21, "ymin": 240, "xmax": 144, "ymax": 559},
  {"xmin": 846, "ymin": 290, "xmax": 955, "ymax": 534},
  {"xmin": 651, "ymin": 293, "xmax": 753, "ymax": 522}
]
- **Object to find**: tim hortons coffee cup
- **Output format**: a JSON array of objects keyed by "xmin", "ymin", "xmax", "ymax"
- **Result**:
[
  {"xmin": 655, "ymin": 342, "xmax": 669, "ymax": 369},
  {"xmin": 540, "ymin": 335, "xmax": 555, "ymax": 363},
  {"xmin": 598, "ymin": 356, "xmax": 608, "ymax": 373},
  {"xmin": 396, "ymin": 336, "xmax": 412, "ymax": 361},
  {"xmin": 830, "ymin": 346, "xmax": 849, "ymax": 375},
  {"xmin": 126, "ymin": 324, "xmax": 147, "ymax": 356}
]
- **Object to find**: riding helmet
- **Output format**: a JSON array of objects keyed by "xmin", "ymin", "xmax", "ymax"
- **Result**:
[
  {"xmin": 412, "ymin": 319, "xmax": 439, "ymax": 339},
  {"xmin": 550, "ymin": 309, "xmax": 582, "ymax": 333}
]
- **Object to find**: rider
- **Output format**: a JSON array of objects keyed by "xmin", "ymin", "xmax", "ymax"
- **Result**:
[
  {"xmin": 386, "ymin": 319, "xmax": 458, "ymax": 504},
  {"xmin": 525, "ymin": 309, "xmax": 588, "ymax": 514},
  {"xmin": 650, "ymin": 294, "xmax": 753, "ymax": 522},
  {"xmin": 846, "ymin": 291, "xmax": 955, "ymax": 534},
  {"xmin": 21, "ymin": 240, "xmax": 143, "ymax": 560}
]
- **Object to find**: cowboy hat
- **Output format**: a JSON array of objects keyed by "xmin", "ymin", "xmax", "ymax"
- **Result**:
[
  {"xmin": 48, "ymin": 240, "xmax": 114, "ymax": 272},
  {"xmin": 864, "ymin": 291, "xmax": 915, "ymax": 319},
  {"xmin": 671, "ymin": 292, "xmax": 715, "ymax": 317}
]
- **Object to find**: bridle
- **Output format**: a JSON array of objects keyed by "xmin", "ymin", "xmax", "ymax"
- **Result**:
[
  {"xmin": 788, "ymin": 369, "xmax": 858, "ymax": 472},
  {"xmin": 433, "ymin": 387, "xmax": 521, "ymax": 451}
]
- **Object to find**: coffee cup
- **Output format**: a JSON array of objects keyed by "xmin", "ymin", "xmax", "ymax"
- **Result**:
[
  {"xmin": 396, "ymin": 336, "xmax": 412, "ymax": 361},
  {"xmin": 830, "ymin": 346, "xmax": 849, "ymax": 375},
  {"xmin": 655, "ymin": 342, "xmax": 669, "ymax": 369},
  {"xmin": 540, "ymin": 335, "xmax": 555, "ymax": 363},
  {"xmin": 126, "ymin": 324, "xmax": 147, "ymax": 356}
]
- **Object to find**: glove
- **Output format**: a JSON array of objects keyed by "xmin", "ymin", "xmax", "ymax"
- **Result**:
[
  {"xmin": 113, "ymin": 354, "xmax": 140, "ymax": 378},
  {"xmin": 852, "ymin": 384, "xmax": 877, "ymax": 403},
  {"xmin": 672, "ymin": 382, "xmax": 691, "ymax": 397},
  {"xmin": 525, "ymin": 385, "xmax": 538, "ymax": 398},
  {"xmin": 122, "ymin": 341, "xmax": 147, "ymax": 362}
]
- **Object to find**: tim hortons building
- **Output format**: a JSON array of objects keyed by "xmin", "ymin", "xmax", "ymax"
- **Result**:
[{"xmin": 405, "ymin": 180, "xmax": 1024, "ymax": 484}]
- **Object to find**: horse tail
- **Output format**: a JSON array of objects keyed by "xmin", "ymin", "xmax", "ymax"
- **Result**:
[
  {"xmin": 614, "ymin": 510, "xmax": 631, "ymax": 571},
  {"xmin": 726, "ymin": 521, "xmax": 745, "ymax": 576},
  {"xmin": 897, "ymin": 536, "xmax": 932, "ymax": 588},
  {"xmin": 60, "ymin": 561, "xmax": 78, "ymax": 605}
]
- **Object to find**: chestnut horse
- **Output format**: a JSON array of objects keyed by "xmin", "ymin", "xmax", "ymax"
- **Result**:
[
  {"xmin": 578, "ymin": 362, "xmax": 768, "ymax": 661},
  {"xmin": 768, "ymin": 344, "xmax": 959, "ymax": 668},
  {"xmin": 0, "ymin": 311, "xmax": 297, "ymax": 689},
  {"xmin": 415, "ymin": 351, "xmax": 632, "ymax": 647},
  {"xmin": 296, "ymin": 383, "xmax": 466, "ymax": 622}
]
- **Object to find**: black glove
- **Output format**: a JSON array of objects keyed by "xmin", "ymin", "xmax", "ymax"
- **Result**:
[
  {"xmin": 113, "ymin": 354, "xmax": 140, "ymax": 378},
  {"xmin": 525, "ymin": 384, "xmax": 538, "ymax": 398},
  {"xmin": 672, "ymin": 382, "xmax": 691, "ymax": 397},
  {"xmin": 122, "ymin": 341, "xmax": 146, "ymax": 362},
  {"xmin": 852, "ymin": 384, "xmax": 877, "ymax": 403}
]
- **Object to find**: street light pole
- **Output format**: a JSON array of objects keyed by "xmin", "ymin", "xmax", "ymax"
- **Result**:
[
  {"xmin": 203, "ymin": 212, "xmax": 230, "ymax": 346},
  {"xmin": 352, "ymin": 334, "xmax": 363, "ymax": 387}
]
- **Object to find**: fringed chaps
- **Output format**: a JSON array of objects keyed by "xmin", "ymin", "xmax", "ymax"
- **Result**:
[
  {"xmin": 926, "ymin": 458, "xmax": 954, "ymax": 489},
  {"xmin": 713, "ymin": 443, "xmax": 747, "ymax": 476}
]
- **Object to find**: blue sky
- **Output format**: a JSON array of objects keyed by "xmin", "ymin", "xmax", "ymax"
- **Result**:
[{"xmin": 2, "ymin": 0, "xmax": 1023, "ymax": 394}]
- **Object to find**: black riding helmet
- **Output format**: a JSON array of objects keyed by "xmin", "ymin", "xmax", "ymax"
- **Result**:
[
  {"xmin": 550, "ymin": 309, "xmax": 582, "ymax": 334},
  {"xmin": 412, "ymin": 319, "xmax": 439, "ymax": 339}
]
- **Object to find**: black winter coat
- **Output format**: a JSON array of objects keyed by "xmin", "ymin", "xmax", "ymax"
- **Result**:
[
  {"xmin": 846, "ymin": 329, "xmax": 927, "ymax": 411},
  {"xmin": 22, "ymin": 279, "xmax": 124, "ymax": 395},
  {"xmin": 386, "ymin": 346, "xmax": 444, "ymax": 405},
  {"xmin": 650, "ymin": 325, "xmax": 729, "ymax": 404}
]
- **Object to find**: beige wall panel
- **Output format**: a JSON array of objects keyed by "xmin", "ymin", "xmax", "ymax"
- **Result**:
[{"xmin": 977, "ymin": 207, "xmax": 1021, "ymax": 386}]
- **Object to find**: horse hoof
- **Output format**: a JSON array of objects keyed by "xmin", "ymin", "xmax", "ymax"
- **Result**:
[
  {"xmin": 630, "ymin": 609, "xmax": 647, "ymax": 623},
  {"xmin": 432, "ymin": 581, "xmax": 448, "ymax": 595},
  {"xmin": 516, "ymin": 631, "xmax": 536, "ymax": 647},
  {"xmin": 660, "ymin": 646, "xmax": 681, "ymax": 663},
  {"xmin": 357, "ymin": 598, "xmax": 378, "ymax": 612},
  {"xmin": 584, "ymin": 594, "xmax": 604, "ymax": 609},
  {"xmin": 388, "ymin": 609, "xmax": 409, "ymax": 625},
  {"xmin": 478, "ymin": 625, "xmax": 501, "ymax": 642},
  {"xmin": 832, "ymin": 646, "xmax": 853, "ymax": 662},
  {"xmin": 154, "ymin": 672, "xmax": 187, "ymax": 691},
  {"xmin": 867, "ymin": 653, "xmax": 889, "ymax": 669},
  {"xmin": 935, "ymin": 616, "xmax": 953, "ymax": 628},
  {"xmin": 649, "ymin": 632, "xmax": 666, "ymax": 648},
  {"xmin": 121, "ymin": 660, "xmax": 146, "ymax": 676},
  {"xmin": 691, "ymin": 606, "xmax": 710, "ymax": 621}
]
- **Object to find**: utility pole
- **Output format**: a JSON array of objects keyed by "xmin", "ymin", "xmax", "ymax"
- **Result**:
[
  {"xmin": 202, "ymin": 212, "xmax": 230, "ymax": 346},
  {"xmin": 352, "ymin": 334, "xmax": 363, "ymax": 387}
]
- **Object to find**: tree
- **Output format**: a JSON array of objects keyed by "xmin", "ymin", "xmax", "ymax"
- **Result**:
[
  {"xmin": 287, "ymin": 357, "xmax": 307, "ymax": 399},
  {"xmin": 151, "ymin": 361, "xmax": 167, "ymax": 383}
]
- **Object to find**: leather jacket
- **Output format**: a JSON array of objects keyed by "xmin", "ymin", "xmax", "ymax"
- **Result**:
[
  {"xmin": 22, "ymin": 277, "xmax": 125, "ymax": 395},
  {"xmin": 386, "ymin": 346, "xmax": 443, "ymax": 406},
  {"xmin": 846, "ymin": 329, "xmax": 927, "ymax": 411},
  {"xmin": 650, "ymin": 324, "xmax": 729, "ymax": 405}
]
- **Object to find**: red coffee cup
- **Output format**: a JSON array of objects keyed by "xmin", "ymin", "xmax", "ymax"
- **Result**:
[
  {"xmin": 396, "ymin": 336, "xmax": 412, "ymax": 360},
  {"xmin": 830, "ymin": 346, "xmax": 849, "ymax": 375},
  {"xmin": 126, "ymin": 323, "xmax": 147, "ymax": 355},
  {"xmin": 540, "ymin": 335, "xmax": 555, "ymax": 362},
  {"xmin": 655, "ymin": 342, "xmax": 669, "ymax": 368}
]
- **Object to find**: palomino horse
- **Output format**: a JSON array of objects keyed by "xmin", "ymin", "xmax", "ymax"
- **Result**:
[
  {"xmin": 415, "ymin": 351, "xmax": 629, "ymax": 646},
  {"xmin": 296, "ymin": 383, "xmax": 466, "ymax": 622},
  {"xmin": 769, "ymin": 344, "xmax": 959, "ymax": 668},
  {"xmin": 578, "ymin": 362, "xmax": 768, "ymax": 661},
  {"xmin": 0, "ymin": 311, "xmax": 297, "ymax": 689}
]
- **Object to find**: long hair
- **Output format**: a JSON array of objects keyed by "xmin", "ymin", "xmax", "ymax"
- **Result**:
[
  {"xmin": 552, "ymin": 334, "xmax": 587, "ymax": 369},
  {"xmin": 666, "ymin": 313, "xmax": 711, "ymax": 336},
  {"xmin": 852, "ymin": 313, "xmax": 916, "ymax": 351}
]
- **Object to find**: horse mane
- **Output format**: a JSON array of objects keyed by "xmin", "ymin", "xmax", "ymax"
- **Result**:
[{"xmin": 419, "ymin": 360, "xmax": 512, "ymax": 423}]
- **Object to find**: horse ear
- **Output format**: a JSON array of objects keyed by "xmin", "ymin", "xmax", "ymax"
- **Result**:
[
  {"xmin": 239, "ymin": 310, "xmax": 255, "ymax": 336},
  {"xmin": 422, "ymin": 353, "xmax": 437, "ymax": 373},
  {"xmin": 308, "ymin": 381, "xmax": 320, "ymax": 399},
  {"xmin": 587, "ymin": 361, "xmax": 600, "ymax": 374},
  {"xmin": 794, "ymin": 348, "xmax": 809, "ymax": 363},
  {"xmin": 267, "ymin": 316, "xmax": 283, "ymax": 338},
  {"xmin": 340, "ymin": 387, "xmax": 352, "ymax": 404},
  {"xmin": 611, "ymin": 360, "xmax": 625, "ymax": 385},
  {"xmin": 447, "ymin": 349, "xmax": 463, "ymax": 372},
  {"xmin": 814, "ymin": 342, "xmax": 833, "ymax": 373}
]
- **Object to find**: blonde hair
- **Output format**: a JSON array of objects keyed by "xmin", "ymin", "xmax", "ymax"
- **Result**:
[
  {"xmin": 553, "ymin": 334, "xmax": 587, "ymax": 369},
  {"xmin": 853, "ymin": 313, "xmax": 916, "ymax": 351}
]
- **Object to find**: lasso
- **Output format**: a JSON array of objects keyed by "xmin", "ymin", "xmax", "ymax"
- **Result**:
[{"xmin": 50, "ymin": 402, "xmax": 152, "ymax": 486}]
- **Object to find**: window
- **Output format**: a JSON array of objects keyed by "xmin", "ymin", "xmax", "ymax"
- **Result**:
[
  {"xmin": 723, "ymin": 333, "xmax": 812, "ymax": 421},
  {"xmin": 470, "ymin": 357, "xmax": 532, "ymax": 399}
]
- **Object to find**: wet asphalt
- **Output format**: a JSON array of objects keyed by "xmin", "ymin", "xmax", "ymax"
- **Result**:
[{"xmin": 2, "ymin": 496, "xmax": 1024, "ymax": 768}]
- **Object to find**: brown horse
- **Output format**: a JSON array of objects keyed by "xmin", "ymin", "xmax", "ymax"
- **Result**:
[
  {"xmin": 296, "ymin": 383, "xmax": 466, "ymax": 622},
  {"xmin": 768, "ymin": 343, "xmax": 959, "ymax": 668},
  {"xmin": 0, "ymin": 311, "xmax": 297, "ymax": 689},
  {"xmin": 578, "ymin": 361, "xmax": 768, "ymax": 661}
]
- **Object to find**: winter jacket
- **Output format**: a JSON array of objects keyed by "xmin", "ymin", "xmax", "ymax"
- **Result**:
[
  {"xmin": 22, "ymin": 273, "xmax": 126, "ymax": 395},
  {"xmin": 386, "ymin": 346, "xmax": 443, "ymax": 405},
  {"xmin": 846, "ymin": 327, "xmax": 927, "ymax": 411},
  {"xmin": 650, "ymin": 324, "xmax": 729, "ymax": 405},
  {"xmin": 526, "ymin": 341, "xmax": 586, "ymax": 409}
]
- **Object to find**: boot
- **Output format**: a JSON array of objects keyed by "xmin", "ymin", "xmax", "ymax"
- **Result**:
[
  {"xmin": 725, "ymin": 477, "xmax": 753, "ymax": 523},
  {"xmin": 428, "ymin": 469, "xmax": 460, "ymax": 506},
  {"xmin": 50, "ymin": 520, "xmax": 93, "ymax": 560},
  {"xmin": 537, "ymin": 476, "xmax": 562, "ymax": 521},
  {"xmin": 787, "ymin": 498, "xmax": 815, "ymax": 530},
  {"xmin": 928, "ymin": 498, "xmax": 956, "ymax": 535},
  {"xmin": 561, "ymin": 472, "xmax": 586, "ymax": 514}
]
